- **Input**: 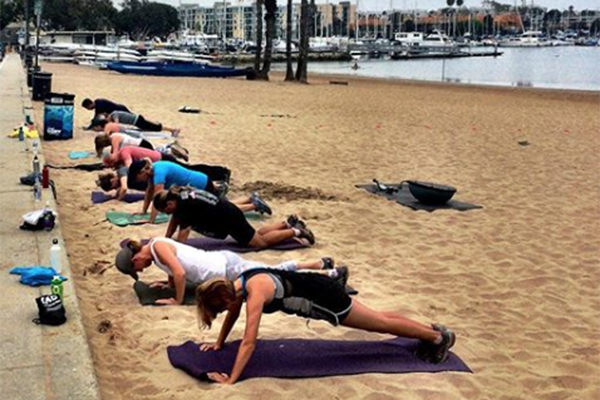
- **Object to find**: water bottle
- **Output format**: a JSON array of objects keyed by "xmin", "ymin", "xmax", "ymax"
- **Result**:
[
  {"xmin": 34, "ymin": 180, "xmax": 42, "ymax": 201},
  {"xmin": 42, "ymin": 165, "xmax": 50, "ymax": 188},
  {"xmin": 33, "ymin": 154, "xmax": 40, "ymax": 175},
  {"xmin": 18, "ymin": 126, "xmax": 24, "ymax": 141},
  {"xmin": 32, "ymin": 139, "xmax": 39, "ymax": 156},
  {"xmin": 50, "ymin": 238, "xmax": 62, "ymax": 273},
  {"xmin": 51, "ymin": 276, "xmax": 64, "ymax": 299}
]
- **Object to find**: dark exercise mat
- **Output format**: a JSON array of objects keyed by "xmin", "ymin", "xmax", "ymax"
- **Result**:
[
  {"xmin": 134, "ymin": 281, "xmax": 196, "ymax": 305},
  {"xmin": 121, "ymin": 237, "xmax": 309, "ymax": 253},
  {"xmin": 356, "ymin": 183, "xmax": 482, "ymax": 212},
  {"xmin": 47, "ymin": 162, "xmax": 105, "ymax": 172},
  {"xmin": 92, "ymin": 191, "xmax": 146, "ymax": 204},
  {"xmin": 168, "ymin": 337, "xmax": 471, "ymax": 382}
]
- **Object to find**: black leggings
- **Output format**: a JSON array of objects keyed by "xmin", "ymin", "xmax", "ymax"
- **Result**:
[
  {"xmin": 139, "ymin": 139, "xmax": 153, "ymax": 150},
  {"xmin": 161, "ymin": 155, "xmax": 231, "ymax": 182},
  {"xmin": 135, "ymin": 115, "xmax": 162, "ymax": 132}
]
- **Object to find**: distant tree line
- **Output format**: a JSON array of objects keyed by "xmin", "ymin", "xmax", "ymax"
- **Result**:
[
  {"xmin": 0, "ymin": 0, "xmax": 179, "ymax": 40},
  {"xmin": 393, "ymin": 5, "xmax": 600, "ymax": 38}
]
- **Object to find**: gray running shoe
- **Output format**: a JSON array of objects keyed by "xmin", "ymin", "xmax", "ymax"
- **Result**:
[
  {"xmin": 286, "ymin": 214, "xmax": 307, "ymax": 229},
  {"xmin": 216, "ymin": 181, "xmax": 229, "ymax": 198},
  {"xmin": 170, "ymin": 143, "xmax": 189, "ymax": 162},
  {"xmin": 416, "ymin": 326, "xmax": 456, "ymax": 364},
  {"xmin": 429, "ymin": 329, "xmax": 456, "ymax": 364},
  {"xmin": 251, "ymin": 192, "xmax": 272, "ymax": 215},
  {"xmin": 296, "ymin": 226, "xmax": 315, "ymax": 245},
  {"xmin": 321, "ymin": 257, "xmax": 335, "ymax": 270},
  {"xmin": 416, "ymin": 324, "xmax": 441, "ymax": 360}
]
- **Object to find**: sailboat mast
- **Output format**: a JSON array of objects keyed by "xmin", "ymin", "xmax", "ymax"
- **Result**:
[{"xmin": 356, "ymin": 0, "xmax": 359, "ymax": 41}]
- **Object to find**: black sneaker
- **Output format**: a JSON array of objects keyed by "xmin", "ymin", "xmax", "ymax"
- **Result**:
[
  {"xmin": 170, "ymin": 143, "xmax": 189, "ymax": 161},
  {"xmin": 428, "ymin": 329, "xmax": 456, "ymax": 364},
  {"xmin": 415, "ymin": 324, "xmax": 453, "ymax": 362},
  {"xmin": 321, "ymin": 257, "xmax": 335, "ymax": 270},
  {"xmin": 222, "ymin": 168, "xmax": 232, "ymax": 184},
  {"xmin": 333, "ymin": 266, "xmax": 349, "ymax": 287},
  {"xmin": 251, "ymin": 192, "xmax": 272, "ymax": 215},
  {"xmin": 287, "ymin": 214, "xmax": 307, "ymax": 229},
  {"xmin": 296, "ymin": 226, "xmax": 315, "ymax": 245},
  {"xmin": 216, "ymin": 181, "xmax": 229, "ymax": 198}
]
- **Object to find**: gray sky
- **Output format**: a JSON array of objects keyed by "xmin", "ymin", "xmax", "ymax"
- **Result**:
[{"xmin": 137, "ymin": 0, "xmax": 600, "ymax": 12}]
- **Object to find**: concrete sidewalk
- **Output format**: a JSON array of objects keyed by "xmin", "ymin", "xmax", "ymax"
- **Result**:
[{"xmin": 0, "ymin": 53, "xmax": 101, "ymax": 400}]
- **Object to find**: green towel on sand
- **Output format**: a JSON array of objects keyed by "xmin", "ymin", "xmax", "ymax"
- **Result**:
[{"xmin": 106, "ymin": 211, "xmax": 170, "ymax": 227}]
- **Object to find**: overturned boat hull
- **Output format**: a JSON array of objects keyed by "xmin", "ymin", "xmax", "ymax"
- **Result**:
[{"xmin": 107, "ymin": 61, "xmax": 250, "ymax": 78}]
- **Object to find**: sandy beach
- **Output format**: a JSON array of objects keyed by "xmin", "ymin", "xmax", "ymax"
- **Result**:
[{"xmin": 35, "ymin": 63, "xmax": 599, "ymax": 400}]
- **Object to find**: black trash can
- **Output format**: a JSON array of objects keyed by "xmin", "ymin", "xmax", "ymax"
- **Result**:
[
  {"xmin": 32, "ymin": 72, "xmax": 52, "ymax": 101},
  {"xmin": 27, "ymin": 66, "xmax": 40, "ymax": 88}
]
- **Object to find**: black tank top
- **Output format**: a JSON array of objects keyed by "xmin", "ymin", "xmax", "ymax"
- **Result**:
[{"xmin": 240, "ymin": 268, "xmax": 291, "ymax": 314}]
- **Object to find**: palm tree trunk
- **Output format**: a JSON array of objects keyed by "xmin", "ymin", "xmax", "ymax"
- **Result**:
[
  {"xmin": 295, "ymin": 0, "xmax": 309, "ymax": 83},
  {"xmin": 254, "ymin": 0, "xmax": 264, "ymax": 74},
  {"xmin": 284, "ymin": 0, "xmax": 295, "ymax": 81},
  {"xmin": 259, "ymin": 0, "xmax": 277, "ymax": 80}
]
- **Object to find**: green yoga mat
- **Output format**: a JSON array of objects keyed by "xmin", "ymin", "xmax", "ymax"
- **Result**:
[{"xmin": 106, "ymin": 211, "xmax": 170, "ymax": 227}]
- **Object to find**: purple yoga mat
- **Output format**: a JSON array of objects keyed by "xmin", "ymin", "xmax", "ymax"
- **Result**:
[
  {"xmin": 120, "ymin": 237, "xmax": 308, "ymax": 253},
  {"xmin": 168, "ymin": 337, "xmax": 471, "ymax": 382},
  {"xmin": 91, "ymin": 191, "xmax": 146, "ymax": 204}
]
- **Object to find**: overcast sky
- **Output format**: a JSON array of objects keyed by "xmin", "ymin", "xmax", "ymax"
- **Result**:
[{"xmin": 135, "ymin": 0, "xmax": 599, "ymax": 12}]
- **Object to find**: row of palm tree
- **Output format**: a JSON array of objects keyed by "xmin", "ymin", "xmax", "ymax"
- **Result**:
[{"xmin": 253, "ymin": 0, "xmax": 314, "ymax": 83}]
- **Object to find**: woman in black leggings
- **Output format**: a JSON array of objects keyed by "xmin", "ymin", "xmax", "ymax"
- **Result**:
[{"xmin": 196, "ymin": 268, "xmax": 457, "ymax": 384}]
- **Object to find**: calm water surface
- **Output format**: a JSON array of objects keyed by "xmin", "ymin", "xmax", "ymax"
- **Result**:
[{"xmin": 275, "ymin": 46, "xmax": 600, "ymax": 91}]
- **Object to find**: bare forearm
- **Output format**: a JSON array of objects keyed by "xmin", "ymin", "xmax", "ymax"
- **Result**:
[
  {"xmin": 165, "ymin": 218, "xmax": 178, "ymax": 238},
  {"xmin": 142, "ymin": 186, "xmax": 153, "ymax": 213},
  {"xmin": 228, "ymin": 340, "xmax": 256, "ymax": 384},
  {"xmin": 117, "ymin": 187, "xmax": 127, "ymax": 200},
  {"xmin": 149, "ymin": 206, "xmax": 158, "ymax": 223},
  {"xmin": 217, "ymin": 310, "xmax": 240, "ymax": 347},
  {"xmin": 176, "ymin": 227, "xmax": 191, "ymax": 243},
  {"xmin": 173, "ymin": 273, "xmax": 186, "ymax": 304}
]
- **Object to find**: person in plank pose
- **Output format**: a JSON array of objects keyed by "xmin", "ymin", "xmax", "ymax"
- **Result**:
[
  {"xmin": 195, "ymin": 269, "xmax": 456, "ymax": 384},
  {"xmin": 115, "ymin": 238, "xmax": 343, "ymax": 305},
  {"xmin": 153, "ymin": 186, "xmax": 315, "ymax": 247}
]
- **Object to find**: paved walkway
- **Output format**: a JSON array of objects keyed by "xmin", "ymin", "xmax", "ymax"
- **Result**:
[{"xmin": 0, "ymin": 53, "xmax": 101, "ymax": 400}]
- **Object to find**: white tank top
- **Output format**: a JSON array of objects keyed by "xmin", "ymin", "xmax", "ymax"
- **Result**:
[
  {"xmin": 113, "ymin": 133, "xmax": 142, "ymax": 149},
  {"xmin": 149, "ymin": 238, "xmax": 228, "ymax": 284}
]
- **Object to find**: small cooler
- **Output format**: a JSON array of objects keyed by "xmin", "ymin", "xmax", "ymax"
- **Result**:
[{"xmin": 44, "ymin": 93, "xmax": 75, "ymax": 140}]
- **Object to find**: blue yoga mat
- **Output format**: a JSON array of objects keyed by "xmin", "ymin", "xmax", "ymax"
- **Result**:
[
  {"xmin": 91, "ymin": 191, "xmax": 146, "ymax": 204},
  {"xmin": 168, "ymin": 337, "xmax": 471, "ymax": 382},
  {"xmin": 69, "ymin": 151, "xmax": 93, "ymax": 160}
]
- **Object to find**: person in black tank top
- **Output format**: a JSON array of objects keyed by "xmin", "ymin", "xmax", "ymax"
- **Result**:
[
  {"xmin": 195, "ymin": 268, "xmax": 457, "ymax": 384},
  {"xmin": 153, "ymin": 186, "xmax": 317, "ymax": 247}
]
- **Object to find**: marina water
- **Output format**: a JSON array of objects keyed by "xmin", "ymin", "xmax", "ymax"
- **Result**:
[{"xmin": 275, "ymin": 46, "xmax": 600, "ymax": 91}]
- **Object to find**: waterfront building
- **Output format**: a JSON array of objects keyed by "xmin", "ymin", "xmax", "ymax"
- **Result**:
[{"xmin": 178, "ymin": 1, "xmax": 600, "ymax": 42}]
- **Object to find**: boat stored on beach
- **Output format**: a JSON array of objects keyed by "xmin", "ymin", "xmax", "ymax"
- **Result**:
[{"xmin": 106, "ymin": 61, "xmax": 250, "ymax": 78}]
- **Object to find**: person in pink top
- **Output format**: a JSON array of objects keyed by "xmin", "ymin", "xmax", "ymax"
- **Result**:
[{"xmin": 103, "ymin": 146, "xmax": 162, "ymax": 168}]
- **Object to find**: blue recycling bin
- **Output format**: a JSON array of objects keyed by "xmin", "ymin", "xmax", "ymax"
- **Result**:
[{"xmin": 44, "ymin": 93, "xmax": 75, "ymax": 140}]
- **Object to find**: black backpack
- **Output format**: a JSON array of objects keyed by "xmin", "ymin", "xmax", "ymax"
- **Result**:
[{"xmin": 32, "ymin": 294, "xmax": 67, "ymax": 326}]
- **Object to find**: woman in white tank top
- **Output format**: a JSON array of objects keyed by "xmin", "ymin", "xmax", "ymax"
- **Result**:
[
  {"xmin": 115, "ymin": 238, "xmax": 343, "ymax": 305},
  {"xmin": 94, "ymin": 132, "xmax": 154, "ymax": 158}
]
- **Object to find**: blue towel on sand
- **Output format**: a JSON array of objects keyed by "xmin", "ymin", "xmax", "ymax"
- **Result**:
[
  {"xmin": 69, "ymin": 151, "xmax": 93, "ymax": 160},
  {"xmin": 10, "ymin": 267, "xmax": 67, "ymax": 286}
]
